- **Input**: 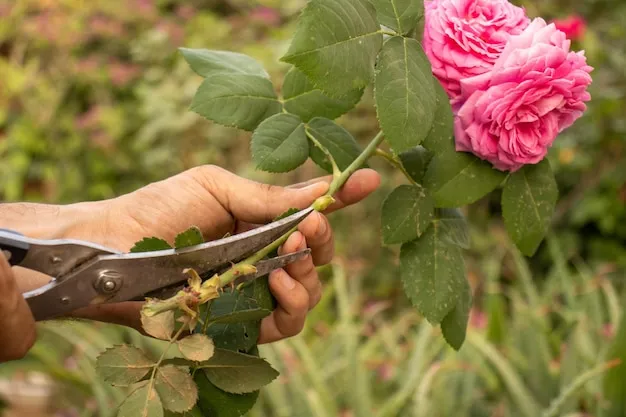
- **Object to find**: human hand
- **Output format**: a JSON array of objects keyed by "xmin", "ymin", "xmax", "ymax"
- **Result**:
[
  {"xmin": 0, "ymin": 253, "xmax": 36, "ymax": 363},
  {"xmin": 13, "ymin": 165, "xmax": 380, "ymax": 344}
]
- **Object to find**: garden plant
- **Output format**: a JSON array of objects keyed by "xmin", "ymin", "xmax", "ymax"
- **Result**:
[{"xmin": 78, "ymin": 0, "xmax": 594, "ymax": 415}]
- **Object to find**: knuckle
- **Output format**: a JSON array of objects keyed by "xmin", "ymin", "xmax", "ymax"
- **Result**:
[{"xmin": 284, "ymin": 316, "xmax": 306, "ymax": 337}]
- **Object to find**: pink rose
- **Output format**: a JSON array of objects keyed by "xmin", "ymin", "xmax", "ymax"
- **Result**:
[
  {"xmin": 454, "ymin": 18, "xmax": 593, "ymax": 172},
  {"xmin": 423, "ymin": 0, "xmax": 529, "ymax": 103},
  {"xmin": 552, "ymin": 15, "xmax": 586, "ymax": 41}
]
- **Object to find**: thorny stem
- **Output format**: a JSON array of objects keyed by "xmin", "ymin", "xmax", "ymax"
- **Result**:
[
  {"xmin": 216, "ymin": 131, "xmax": 386, "ymax": 287},
  {"xmin": 328, "ymin": 131, "xmax": 385, "ymax": 196},
  {"xmin": 148, "ymin": 131, "xmax": 387, "ymax": 311},
  {"xmin": 375, "ymin": 148, "xmax": 418, "ymax": 186}
]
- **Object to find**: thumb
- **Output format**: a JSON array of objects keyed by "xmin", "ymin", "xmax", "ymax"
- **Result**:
[{"xmin": 192, "ymin": 166, "xmax": 329, "ymax": 224}]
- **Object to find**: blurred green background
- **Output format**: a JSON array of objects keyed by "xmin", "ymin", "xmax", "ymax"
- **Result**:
[{"xmin": 0, "ymin": 0, "xmax": 625, "ymax": 416}]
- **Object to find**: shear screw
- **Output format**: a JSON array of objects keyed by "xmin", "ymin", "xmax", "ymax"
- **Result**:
[{"xmin": 95, "ymin": 270, "xmax": 122, "ymax": 294}]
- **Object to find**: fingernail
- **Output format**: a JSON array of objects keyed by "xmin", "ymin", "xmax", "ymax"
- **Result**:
[{"xmin": 278, "ymin": 269, "xmax": 296, "ymax": 290}]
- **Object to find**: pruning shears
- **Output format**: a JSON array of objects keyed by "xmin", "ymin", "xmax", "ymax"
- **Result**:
[{"xmin": 0, "ymin": 207, "xmax": 314, "ymax": 322}]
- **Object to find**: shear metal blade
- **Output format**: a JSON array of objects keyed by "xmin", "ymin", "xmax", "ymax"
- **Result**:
[{"xmin": 23, "ymin": 207, "xmax": 315, "ymax": 321}]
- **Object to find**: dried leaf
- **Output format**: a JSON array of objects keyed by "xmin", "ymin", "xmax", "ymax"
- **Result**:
[
  {"xmin": 141, "ymin": 311, "xmax": 175, "ymax": 341},
  {"xmin": 155, "ymin": 365, "xmax": 198, "ymax": 413},
  {"xmin": 177, "ymin": 334, "xmax": 215, "ymax": 362},
  {"xmin": 118, "ymin": 382, "xmax": 163, "ymax": 417}
]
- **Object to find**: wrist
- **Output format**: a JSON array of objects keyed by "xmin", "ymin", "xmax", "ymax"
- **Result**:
[{"xmin": 0, "ymin": 201, "xmax": 108, "ymax": 241}]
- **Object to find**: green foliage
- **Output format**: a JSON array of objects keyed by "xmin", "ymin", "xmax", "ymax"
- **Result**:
[
  {"xmin": 96, "ymin": 345, "xmax": 154, "ymax": 386},
  {"xmin": 174, "ymin": 227, "xmax": 204, "ymax": 249},
  {"xmin": 195, "ymin": 371, "xmax": 260, "ymax": 417},
  {"xmin": 131, "ymin": 238, "xmax": 173, "ymax": 253},
  {"xmin": 370, "ymin": 0, "xmax": 424, "ymax": 34},
  {"xmin": 400, "ymin": 219, "xmax": 466, "ymax": 324},
  {"xmin": 191, "ymin": 74, "xmax": 282, "ymax": 131},
  {"xmin": 381, "ymin": 185, "xmax": 434, "ymax": 245},
  {"xmin": 250, "ymin": 114, "xmax": 309, "ymax": 172},
  {"xmin": 154, "ymin": 365, "xmax": 197, "ymax": 412},
  {"xmin": 200, "ymin": 285, "xmax": 272, "ymax": 352},
  {"xmin": 399, "ymin": 146, "xmax": 433, "ymax": 183},
  {"xmin": 198, "ymin": 349, "xmax": 279, "ymax": 394},
  {"xmin": 440, "ymin": 278, "xmax": 472, "ymax": 350},
  {"xmin": 306, "ymin": 118, "xmax": 362, "ymax": 172},
  {"xmin": 502, "ymin": 160, "xmax": 559, "ymax": 256},
  {"xmin": 423, "ymin": 150, "xmax": 506, "ymax": 208},
  {"xmin": 118, "ymin": 383, "xmax": 163, "ymax": 417},
  {"xmin": 179, "ymin": 48, "xmax": 269, "ymax": 79},
  {"xmin": 602, "ymin": 308, "xmax": 626, "ymax": 417},
  {"xmin": 281, "ymin": 0, "xmax": 383, "ymax": 97},
  {"xmin": 283, "ymin": 68, "xmax": 363, "ymax": 122},
  {"xmin": 375, "ymin": 36, "xmax": 437, "ymax": 152}
]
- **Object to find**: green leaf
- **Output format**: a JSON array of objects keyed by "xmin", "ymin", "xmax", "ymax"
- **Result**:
[
  {"xmin": 381, "ymin": 185, "xmax": 435, "ymax": 245},
  {"xmin": 422, "ymin": 81, "xmax": 455, "ymax": 153},
  {"xmin": 155, "ymin": 365, "xmax": 198, "ymax": 413},
  {"xmin": 243, "ymin": 275, "xmax": 277, "ymax": 312},
  {"xmin": 250, "ymin": 113, "xmax": 309, "ymax": 173},
  {"xmin": 96, "ymin": 345, "xmax": 154, "ymax": 386},
  {"xmin": 375, "ymin": 36, "xmax": 437, "ymax": 153},
  {"xmin": 207, "ymin": 309, "xmax": 271, "ymax": 325},
  {"xmin": 141, "ymin": 311, "xmax": 175, "ymax": 341},
  {"xmin": 131, "ymin": 238, "xmax": 173, "ymax": 253},
  {"xmin": 200, "ymin": 290, "xmax": 266, "ymax": 352},
  {"xmin": 435, "ymin": 208, "xmax": 470, "ymax": 249},
  {"xmin": 399, "ymin": 146, "xmax": 433, "ymax": 184},
  {"xmin": 370, "ymin": 0, "xmax": 424, "ymax": 34},
  {"xmin": 177, "ymin": 334, "xmax": 215, "ymax": 362},
  {"xmin": 281, "ymin": 0, "xmax": 382, "ymax": 98},
  {"xmin": 440, "ymin": 277, "xmax": 472, "ymax": 350},
  {"xmin": 194, "ymin": 371, "xmax": 259, "ymax": 417},
  {"xmin": 423, "ymin": 151, "xmax": 506, "ymax": 208},
  {"xmin": 307, "ymin": 118, "xmax": 362, "ymax": 173},
  {"xmin": 502, "ymin": 160, "xmax": 558, "ymax": 256},
  {"xmin": 274, "ymin": 208, "xmax": 300, "ymax": 221},
  {"xmin": 197, "ymin": 349, "xmax": 279, "ymax": 394},
  {"xmin": 283, "ymin": 68, "xmax": 362, "ymax": 122},
  {"xmin": 179, "ymin": 48, "xmax": 269, "ymax": 78},
  {"xmin": 174, "ymin": 226, "xmax": 204, "ymax": 249},
  {"xmin": 118, "ymin": 382, "xmax": 163, "ymax": 417},
  {"xmin": 400, "ymin": 222, "xmax": 466, "ymax": 324},
  {"xmin": 191, "ymin": 74, "xmax": 282, "ymax": 131}
]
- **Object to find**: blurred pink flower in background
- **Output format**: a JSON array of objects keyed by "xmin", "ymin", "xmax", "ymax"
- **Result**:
[
  {"xmin": 454, "ymin": 18, "xmax": 593, "ymax": 172},
  {"xmin": 109, "ymin": 60, "xmax": 141, "ymax": 87},
  {"xmin": 422, "ymin": 0, "xmax": 529, "ymax": 103},
  {"xmin": 552, "ymin": 15, "xmax": 587, "ymax": 41},
  {"xmin": 250, "ymin": 6, "xmax": 281, "ymax": 26},
  {"xmin": 176, "ymin": 4, "xmax": 197, "ymax": 20}
]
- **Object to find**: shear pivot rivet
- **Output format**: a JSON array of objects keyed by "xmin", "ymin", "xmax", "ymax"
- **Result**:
[
  {"xmin": 95, "ymin": 270, "xmax": 122, "ymax": 294},
  {"xmin": 60, "ymin": 296, "xmax": 70, "ymax": 304},
  {"xmin": 51, "ymin": 256, "xmax": 62, "ymax": 264}
]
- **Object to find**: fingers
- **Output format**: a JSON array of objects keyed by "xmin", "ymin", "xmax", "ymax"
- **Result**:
[
  {"xmin": 258, "ymin": 268, "xmax": 310, "ymax": 344},
  {"xmin": 288, "ymin": 169, "xmax": 381, "ymax": 214},
  {"xmin": 0, "ymin": 256, "xmax": 36, "ymax": 363},
  {"xmin": 189, "ymin": 165, "xmax": 329, "ymax": 224},
  {"xmin": 279, "ymin": 232, "xmax": 323, "ymax": 307},
  {"xmin": 282, "ymin": 213, "xmax": 334, "ymax": 266}
]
